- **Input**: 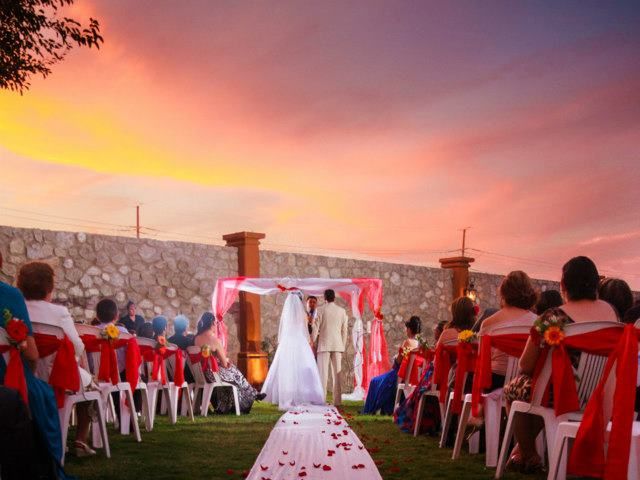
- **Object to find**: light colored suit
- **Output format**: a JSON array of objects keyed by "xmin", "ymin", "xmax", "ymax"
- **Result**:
[{"xmin": 313, "ymin": 302, "xmax": 349, "ymax": 405}]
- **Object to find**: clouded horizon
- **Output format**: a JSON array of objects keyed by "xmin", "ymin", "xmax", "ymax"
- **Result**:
[{"xmin": 1, "ymin": 0, "xmax": 639, "ymax": 288}]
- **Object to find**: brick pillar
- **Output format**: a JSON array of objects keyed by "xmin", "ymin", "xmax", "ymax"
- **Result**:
[
  {"xmin": 223, "ymin": 231, "xmax": 268, "ymax": 387},
  {"xmin": 439, "ymin": 256, "xmax": 475, "ymax": 300}
]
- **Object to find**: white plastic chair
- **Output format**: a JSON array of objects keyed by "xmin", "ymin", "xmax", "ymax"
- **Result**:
[
  {"xmin": 186, "ymin": 346, "xmax": 240, "ymax": 416},
  {"xmin": 495, "ymin": 321, "xmax": 624, "ymax": 479},
  {"xmin": 393, "ymin": 351, "xmax": 420, "ymax": 412},
  {"xmin": 165, "ymin": 346, "xmax": 195, "ymax": 422},
  {"xmin": 75, "ymin": 324, "xmax": 142, "ymax": 442},
  {"xmin": 547, "ymin": 420, "xmax": 640, "ymax": 480},
  {"xmin": 136, "ymin": 337, "xmax": 175, "ymax": 428},
  {"xmin": 29, "ymin": 322, "xmax": 111, "ymax": 465},
  {"xmin": 452, "ymin": 324, "xmax": 531, "ymax": 467}
]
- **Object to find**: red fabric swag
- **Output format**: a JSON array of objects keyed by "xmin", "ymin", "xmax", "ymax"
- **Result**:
[
  {"xmin": 188, "ymin": 352, "xmax": 219, "ymax": 374},
  {"xmin": 125, "ymin": 338, "xmax": 141, "ymax": 392},
  {"xmin": 80, "ymin": 335, "xmax": 126, "ymax": 386},
  {"xmin": 0, "ymin": 345, "xmax": 28, "ymax": 405},
  {"xmin": 173, "ymin": 349, "xmax": 185, "ymax": 386},
  {"xmin": 34, "ymin": 333, "xmax": 80, "ymax": 408},
  {"xmin": 433, "ymin": 343, "xmax": 456, "ymax": 403},
  {"xmin": 451, "ymin": 342, "xmax": 477, "ymax": 414},
  {"xmin": 567, "ymin": 324, "xmax": 640, "ymax": 480},
  {"xmin": 398, "ymin": 353, "xmax": 426, "ymax": 386},
  {"xmin": 471, "ymin": 333, "xmax": 529, "ymax": 416}
]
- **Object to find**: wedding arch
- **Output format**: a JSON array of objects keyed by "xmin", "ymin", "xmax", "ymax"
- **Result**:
[{"xmin": 211, "ymin": 277, "xmax": 389, "ymax": 398}]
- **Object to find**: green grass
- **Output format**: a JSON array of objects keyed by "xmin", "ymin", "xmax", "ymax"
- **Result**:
[{"xmin": 65, "ymin": 401, "xmax": 545, "ymax": 480}]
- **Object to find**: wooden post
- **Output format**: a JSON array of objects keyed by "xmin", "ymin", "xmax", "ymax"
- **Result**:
[
  {"xmin": 439, "ymin": 256, "xmax": 475, "ymax": 300},
  {"xmin": 223, "ymin": 231, "xmax": 268, "ymax": 386}
]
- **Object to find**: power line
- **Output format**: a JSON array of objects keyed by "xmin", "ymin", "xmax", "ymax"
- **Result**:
[
  {"xmin": 0, "ymin": 206, "xmax": 133, "ymax": 229},
  {"xmin": 0, "ymin": 212, "xmax": 133, "ymax": 234}
]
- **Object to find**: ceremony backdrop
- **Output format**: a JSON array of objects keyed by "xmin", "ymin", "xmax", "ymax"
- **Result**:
[{"xmin": 0, "ymin": 224, "xmax": 605, "ymax": 388}]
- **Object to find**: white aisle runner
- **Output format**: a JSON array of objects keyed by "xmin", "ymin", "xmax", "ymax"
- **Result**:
[{"xmin": 247, "ymin": 405, "xmax": 382, "ymax": 480}]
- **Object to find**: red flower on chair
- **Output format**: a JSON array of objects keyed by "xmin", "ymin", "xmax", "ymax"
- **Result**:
[{"xmin": 3, "ymin": 309, "xmax": 28, "ymax": 346}]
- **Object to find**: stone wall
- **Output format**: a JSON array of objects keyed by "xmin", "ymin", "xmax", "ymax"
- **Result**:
[{"xmin": 1, "ymin": 224, "xmax": 618, "ymax": 391}]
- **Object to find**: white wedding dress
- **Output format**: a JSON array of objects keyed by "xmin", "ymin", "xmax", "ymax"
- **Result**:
[{"xmin": 261, "ymin": 293, "xmax": 325, "ymax": 410}]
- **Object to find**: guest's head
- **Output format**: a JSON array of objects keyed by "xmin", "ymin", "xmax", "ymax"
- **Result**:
[
  {"xmin": 598, "ymin": 278, "xmax": 633, "ymax": 320},
  {"xmin": 622, "ymin": 302, "xmax": 640, "ymax": 325},
  {"xmin": 561, "ymin": 256, "xmax": 599, "ymax": 302},
  {"xmin": 152, "ymin": 316, "xmax": 167, "ymax": 337},
  {"xmin": 197, "ymin": 312, "xmax": 215, "ymax": 336},
  {"xmin": 96, "ymin": 298, "xmax": 119, "ymax": 324},
  {"xmin": 499, "ymin": 271, "xmax": 537, "ymax": 310},
  {"xmin": 126, "ymin": 301, "xmax": 136, "ymax": 316},
  {"xmin": 404, "ymin": 316, "xmax": 422, "ymax": 337},
  {"xmin": 534, "ymin": 290, "xmax": 563, "ymax": 315},
  {"xmin": 17, "ymin": 261, "xmax": 55, "ymax": 301},
  {"xmin": 449, "ymin": 297, "xmax": 476, "ymax": 331},
  {"xmin": 324, "ymin": 289, "xmax": 335, "ymax": 302},
  {"xmin": 307, "ymin": 296, "xmax": 318, "ymax": 311},
  {"xmin": 434, "ymin": 320, "xmax": 447, "ymax": 342},
  {"xmin": 137, "ymin": 322, "xmax": 154, "ymax": 339},
  {"xmin": 173, "ymin": 315, "xmax": 189, "ymax": 336}
]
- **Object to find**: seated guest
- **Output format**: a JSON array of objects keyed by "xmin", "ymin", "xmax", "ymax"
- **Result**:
[
  {"xmin": 118, "ymin": 300, "xmax": 145, "ymax": 335},
  {"xmin": 17, "ymin": 262, "xmax": 95, "ymax": 456},
  {"xmin": 363, "ymin": 316, "xmax": 421, "ymax": 415},
  {"xmin": 598, "ymin": 277, "xmax": 633, "ymax": 320},
  {"xmin": 151, "ymin": 315, "xmax": 167, "ymax": 340},
  {"xmin": 437, "ymin": 296, "xmax": 477, "ymax": 346},
  {"xmin": 622, "ymin": 301, "xmax": 640, "ymax": 325},
  {"xmin": 0, "ymin": 252, "xmax": 69, "ymax": 478},
  {"xmin": 472, "ymin": 307, "xmax": 499, "ymax": 332},
  {"xmin": 137, "ymin": 322, "xmax": 154, "ymax": 339},
  {"xmin": 504, "ymin": 256, "xmax": 618, "ymax": 473},
  {"xmin": 194, "ymin": 312, "xmax": 265, "ymax": 413},
  {"xmin": 534, "ymin": 289, "xmax": 563, "ymax": 315},
  {"xmin": 95, "ymin": 299, "xmax": 128, "ymax": 374},
  {"xmin": 168, "ymin": 315, "xmax": 194, "ymax": 350}
]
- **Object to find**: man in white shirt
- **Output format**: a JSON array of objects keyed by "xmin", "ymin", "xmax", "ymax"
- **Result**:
[{"xmin": 312, "ymin": 289, "xmax": 349, "ymax": 406}]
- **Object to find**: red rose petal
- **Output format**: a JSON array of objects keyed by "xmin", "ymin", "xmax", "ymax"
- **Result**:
[
  {"xmin": 278, "ymin": 461, "xmax": 285, "ymax": 466},
  {"xmin": 226, "ymin": 469, "xmax": 234, "ymax": 475},
  {"xmin": 260, "ymin": 465, "xmax": 268, "ymax": 471},
  {"xmin": 322, "ymin": 465, "xmax": 332, "ymax": 471},
  {"xmin": 282, "ymin": 451, "xmax": 288, "ymax": 455},
  {"xmin": 298, "ymin": 472, "xmax": 307, "ymax": 477},
  {"xmin": 313, "ymin": 463, "xmax": 321, "ymax": 469},
  {"xmin": 358, "ymin": 445, "xmax": 364, "ymax": 450},
  {"xmin": 289, "ymin": 461, "xmax": 296, "ymax": 466}
]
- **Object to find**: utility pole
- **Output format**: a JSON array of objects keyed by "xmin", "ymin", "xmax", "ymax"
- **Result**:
[
  {"xmin": 136, "ymin": 205, "xmax": 140, "ymax": 239},
  {"xmin": 461, "ymin": 227, "xmax": 470, "ymax": 257}
]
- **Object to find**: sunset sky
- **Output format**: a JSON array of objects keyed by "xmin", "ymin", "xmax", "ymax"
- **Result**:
[{"xmin": 1, "ymin": 1, "xmax": 639, "ymax": 287}]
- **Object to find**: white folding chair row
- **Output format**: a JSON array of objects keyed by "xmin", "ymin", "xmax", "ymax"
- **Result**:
[
  {"xmin": 75, "ymin": 324, "xmax": 143, "ymax": 443},
  {"xmin": 136, "ymin": 337, "xmax": 177, "ymax": 428},
  {"xmin": 164, "ymin": 348, "xmax": 195, "ymax": 422},
  {"xmin": 185, "ymin": 346, "xmax": 240, "ymax": 416},
  {"xmin": 495, "ymin": 321, "xmax": 624, "ymax": 479},
  {"xmin": 27, "ymin": 322, "xmax": 111, "ymax": 466},
  {"xmin": 452, "ymin": 324, "xmax": 531, "ymax": 467}
]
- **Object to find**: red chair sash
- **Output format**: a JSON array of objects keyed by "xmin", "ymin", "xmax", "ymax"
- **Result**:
[
  {"xmin": 34, "ymin": 333, "xmax": 80, "ymax": 408},
  {"xmin": 80, "ymin": 335, "xmax": 127, "ymax": 385},
  {"xmin": 188, "ymin": 352, "xmax": 219, "ymax": 374},
  {"xmin": 451, "ymin": 342, "xmax": 478, "ymax": 414},
  {"xmin": 531, "ymin": 326, "xmax": 624, "ymax": 416},
  {"xmin": 138, "ymin": 344, "xmax": 177, "ymax": 385},
  {"xmin": 398, "ymin": 354, "xmax": 426, "ymax": 386},
  {"xmin": 173, "ymin": 349, "xmax": 185, "ymax": 386},
  {"xmin": 471, "ymin": 333, "xmax": 529, "ymax": 416},
  {"xmin": 567, "ymin": 324, "xmax": 640, "ymax": 480},
  {"xmin": 0, "ymin": 344, "xmax": 28, "ymax": 406},
  {"xmin": 433, "ymin": 343, "xmax": 456, "ymax": 403},
  {"xmin": 124, "ymin": 338, "xmax": 141, "ymax": 391}
]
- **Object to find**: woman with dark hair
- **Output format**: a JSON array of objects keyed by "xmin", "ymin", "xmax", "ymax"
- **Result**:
[
  {"xmin": 118, "ymin": 301, "xmax": 145, "ymax": 334},
  {"xmin": 503, "ymin": 256, "xmax": 618, "ymax": 472},
  {"xmin": 194, "ymin": 312, "xmax": 264, "ymax": 413},
  {"xmin": 534, "ymin": 289, "xmax": 563, "ymax": 315},
  {"xmin": 363, "ymin": 316, "xmax": 422, "ymax": 415},
  {"xmin": 437, "ymin": 296, "xmax": 477, "ymax": 347},
  {"xmin": 598, "ymin": 277, "xmax": 633, "ymax": 320}
]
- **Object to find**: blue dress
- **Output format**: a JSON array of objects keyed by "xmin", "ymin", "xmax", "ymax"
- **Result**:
[
  {"xmin": 0, "ymin": 281, "xmax": 71, "ymax": 479},
  {"xmin": 362, "ymin": 358, "xmax": 400, "ymax": 415}
]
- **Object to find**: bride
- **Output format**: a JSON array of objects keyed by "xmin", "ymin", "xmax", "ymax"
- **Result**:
[{"xmin": 261, "ymin": 291, "xmax": 325, "ymax": 410}]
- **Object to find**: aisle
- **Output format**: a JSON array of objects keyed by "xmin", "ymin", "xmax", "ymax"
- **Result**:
[{"xmin": 246, "ymin": 405, "xmax": 382, "ymax": 480}]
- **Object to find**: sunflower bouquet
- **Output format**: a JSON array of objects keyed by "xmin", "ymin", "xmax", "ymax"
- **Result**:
[
  {"xmin": 457, "ymin": 329, "xmax": 477, "ymax": 343},
  {"xmin": 100, "ymin": 323, "xmax": 120, "ymax": 343},
  {"xmin": 533, "ymin": 314, "xmax": 565, "ymax": 347},
  {"xmin": 200, "ymin": 344, "xmax": 211, "ymax": 358}
]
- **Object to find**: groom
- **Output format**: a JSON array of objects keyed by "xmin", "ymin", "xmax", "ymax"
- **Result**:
[{"xmin": 313, "ymin": 289, "xmax": 348, "ymax": 406}]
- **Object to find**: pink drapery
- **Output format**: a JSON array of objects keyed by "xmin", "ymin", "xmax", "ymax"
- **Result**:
[{"xmin": 211, "ymin": 277, "xmax": 388, "ymax": 394}]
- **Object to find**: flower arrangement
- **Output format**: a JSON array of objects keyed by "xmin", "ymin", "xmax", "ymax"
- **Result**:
[
  {"xmin": 200, "ymin": 344, "xmax": 211, "ymax": 358},
  {"xmin": 457, "ymin": 329, "xmax": 476, "ymax": 343},
  {"xmin": 156, "ymin": 335, "xmax": 167, "ymax": 355},
  {"xmin": 2, "ymin": 309, "xmax": 28, "ymax": 348},
  {"xmin": 400, "ymin": 345, "xmax": 413, "ymax": 358},
  {"xmin": 101, "ymin": 323, "xmax": 120, "ymax": 342},
  {"xmin": 533, "ymin": 314, "xmax": 565, "ymax": 346},
  {"xmin": 415, "ymin": 333, "xmax": 432, "ymax": 351}
]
